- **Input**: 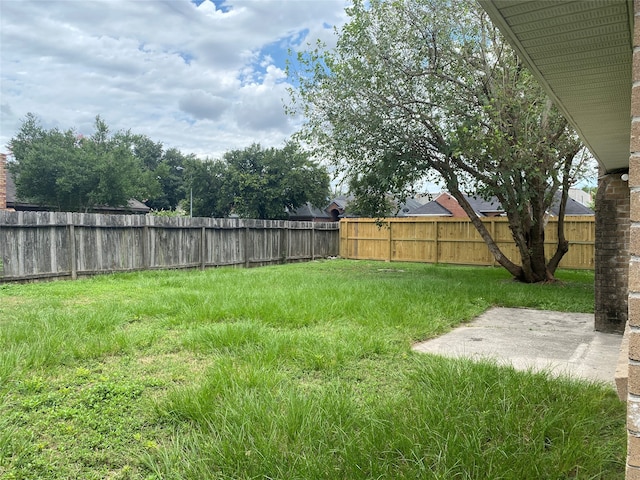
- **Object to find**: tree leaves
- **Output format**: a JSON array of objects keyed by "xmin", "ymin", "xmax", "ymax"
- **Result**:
[
  {"xmin": 9, "ymin": 115, "xmax": 162, "ymax": 212},
  {"xmin": 223, "ymin": 143, "xmax": 330, "ymax": 220},
  {"xmin": 288, "ymin": 0, "xmax": 588, "ymax": 282}
]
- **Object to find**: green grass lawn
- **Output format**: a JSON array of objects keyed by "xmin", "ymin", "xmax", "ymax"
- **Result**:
[{"xmin": 0, "ymin": 260, "xmax": 624, "ymax": 479}]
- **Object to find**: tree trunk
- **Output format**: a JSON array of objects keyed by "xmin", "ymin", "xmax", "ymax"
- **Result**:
[
  {"xmin": 451, "ymin": 187, "xmax": 562, "ymax": 284},
  {"xmin": 525, "ymin": 221, "xmax": 549, "ymax": 283},
  {"xmin": 546, "ymin": 158, "xmax": 573, "ymax": 276},
  {"xmin": 448, "ymin": 188, "xmax": 524, "ymax": 279},
  {"xmin": 445, "ymin": 168, "xmax": 573, "ymax": 284}
]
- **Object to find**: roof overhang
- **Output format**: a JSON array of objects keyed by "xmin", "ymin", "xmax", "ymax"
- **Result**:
[{"xmin": 478, "ymin": 0, "xmax": 633, "ymax": 173}]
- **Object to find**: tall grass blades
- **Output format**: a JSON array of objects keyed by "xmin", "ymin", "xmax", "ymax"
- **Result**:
[{"xmin": 0, "ymin": 260, "xmax": 623, "ymax": 479}]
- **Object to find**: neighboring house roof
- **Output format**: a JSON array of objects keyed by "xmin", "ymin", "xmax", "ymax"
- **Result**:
[
  {"xmin": 326, "ymin": 195, "xmax": 355, "ymax": 220},
  {"xmin": 466, "ymin": 193, "xmax": 593, "ymax": 217},
  {"xmin": 406, "ymin": 191, "xmax": 594, "ymax": 218},
  {"xmin": 465, "ymin": 195, "xmax": 504, "ymax": 216},
  {"xmin": 123, "ymin": 198, "xmax": 151, "ymax": 213},
  {"xmin": 550, "ymin": 194, "xmax": 594, "ymax": 216},
  {"xmin": 5, "ymin": 171, "xmax": 150, "ymax": 214},
  {"xmin": 396, "ymin": 198, "xmax": 423, "ymax": 216},
  {"xmin": 407, "ymin": 200, "xmax": 452, "ymax": 217},
  {"xmin": 434, "ymin": 193, "xmax": 468, "ymax": 218},
  {"xmin": 327, "ymin": 191, "xmax": 594, "ymax": 219},
  {"xmin": 406, "ymin": 193, "xmax": 503, "ymax": 218},
  {"xmin": 288, "ymin": 202, "xmax": 333, "ymax": 221},
  {"xmin": 326, "ymin": 195, "xmax": 429, "ymax": 218},
  {"xmin": 327, "ymin": 195, "xmax": 353, "ymax": 211}
]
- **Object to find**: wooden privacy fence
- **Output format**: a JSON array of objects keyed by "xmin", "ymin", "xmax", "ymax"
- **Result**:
[
  {"xmin": 0, "ymin": 211, "xmax": 340, "ymax": 282},
  {"xmin": 340, "ymin": 216, "xmax": 595, "ymax": 270}
]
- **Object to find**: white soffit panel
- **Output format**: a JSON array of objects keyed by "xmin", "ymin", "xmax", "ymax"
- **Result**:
[{"xmin": 479, "ymin": 0, "xmax": 633, "ymax": 172}]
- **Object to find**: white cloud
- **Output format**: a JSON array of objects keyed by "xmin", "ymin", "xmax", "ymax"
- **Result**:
[
  {"xmin": 234, "ymin": 65, "xmax": 290, "ymax": 132},
  {"xmin": 179, "ymin": 91, "xmax": 230, "ymax": 121},
  {"xmin": 0, "ymin": 0, "xmax": 349, "ymax": 159}
]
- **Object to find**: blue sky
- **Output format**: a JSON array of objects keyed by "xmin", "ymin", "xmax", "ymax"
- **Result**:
[{"xmin": 0, "ymin": 0, "xmax": 349, "ymax": 159}]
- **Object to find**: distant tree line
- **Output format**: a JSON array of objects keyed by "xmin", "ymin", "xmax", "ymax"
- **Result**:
[{"xmin": 8, "ymin": 114, "xmax": 330, "ymax": 219}]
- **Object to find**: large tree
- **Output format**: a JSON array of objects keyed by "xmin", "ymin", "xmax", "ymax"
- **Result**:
[
  {"xmin": 289, "ymin": 0, "xmax": 587, "ymax": 283},
  {"xmin": 182, "ymin": 155, "xmax": 232, "ymax": 218},
  {"xmin": 223, "ymin": 143, "xmax": 330, "ymax": 220},
  {"xmin": 8, "ymin": 114, "xmax": 159, "ymax": 212}
]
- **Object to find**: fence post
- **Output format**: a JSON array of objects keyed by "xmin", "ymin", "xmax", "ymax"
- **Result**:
[
  {"xmin": 490, "ymin": 219, "xmax": 496, "ymax": 266},
  {"xmin": 279, "ymin": 223, "xmax": 287, "ymax": 263},
  {"xmin": 142, "ymin": 219, "xmax": 150, "ymax": 270},
  {"xmin": 49, "ymin": 213, "xmax": 58, "ymax": 275},
  {"xmin": 311, "ymin": 223, "xmax": 316, "ymax": 260},
  {"xmin": 244, "ymin": 224, "xmax": 250, "ymax": 268},
  {"xmin": 388, "ymin": 220, "xmax": 393, "ymax": 262},
  {"xmin": 435, "ymin": 219, "xmax": 440, "ymax": 264},
  {"xmin": 201, "ymin": 226, "xmax": 206, "ymax": 270},
  {"xmin": 0, "ymin": 221, "xmax": 3, "ymax": 279},
  {"xmin": 69, "ymin": 219, "xmax": 77, "ymax": 280}
]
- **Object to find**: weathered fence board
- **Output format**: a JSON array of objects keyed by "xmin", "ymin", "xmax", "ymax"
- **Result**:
[
  {"xmin": 340, "ymin": 216, "xmax": 595, "ymax": 270},
  {"xmin": 0, "ymin": 211, "xmax": 340, "ymax": 282}
]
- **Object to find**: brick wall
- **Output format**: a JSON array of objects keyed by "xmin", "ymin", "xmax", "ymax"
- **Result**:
[
  {"xmin": 627, "ymin": 1, "xmax": 640, "ymax": 476},
  {"xmin": 595, "ymin": 172, "xmax": 629, "ymax": 333},
  {"xmin": 0, "ymin": 153, "xmax": 6, "ymax": 210}
]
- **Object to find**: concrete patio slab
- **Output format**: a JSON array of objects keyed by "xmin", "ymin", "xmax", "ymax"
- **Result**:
[{"xmin": 412, "ymin": 307, "xmax": 623, "ymax": 386}]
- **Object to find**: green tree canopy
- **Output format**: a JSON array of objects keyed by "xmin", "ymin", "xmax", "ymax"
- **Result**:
[
  {"xmin": 182, "ymin": 156, "xmax": 232, "ymax": 218},
  {"xmin": 223, "ymin": 143, "xmax": 330, "ymax": 220},
  {"xmin": 9, "ymin": 114, "xmax": 159, "ymax": 212},
  {"xmin": 289, "ymin": 0, "xmax": 588, "ymax": 282}
]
